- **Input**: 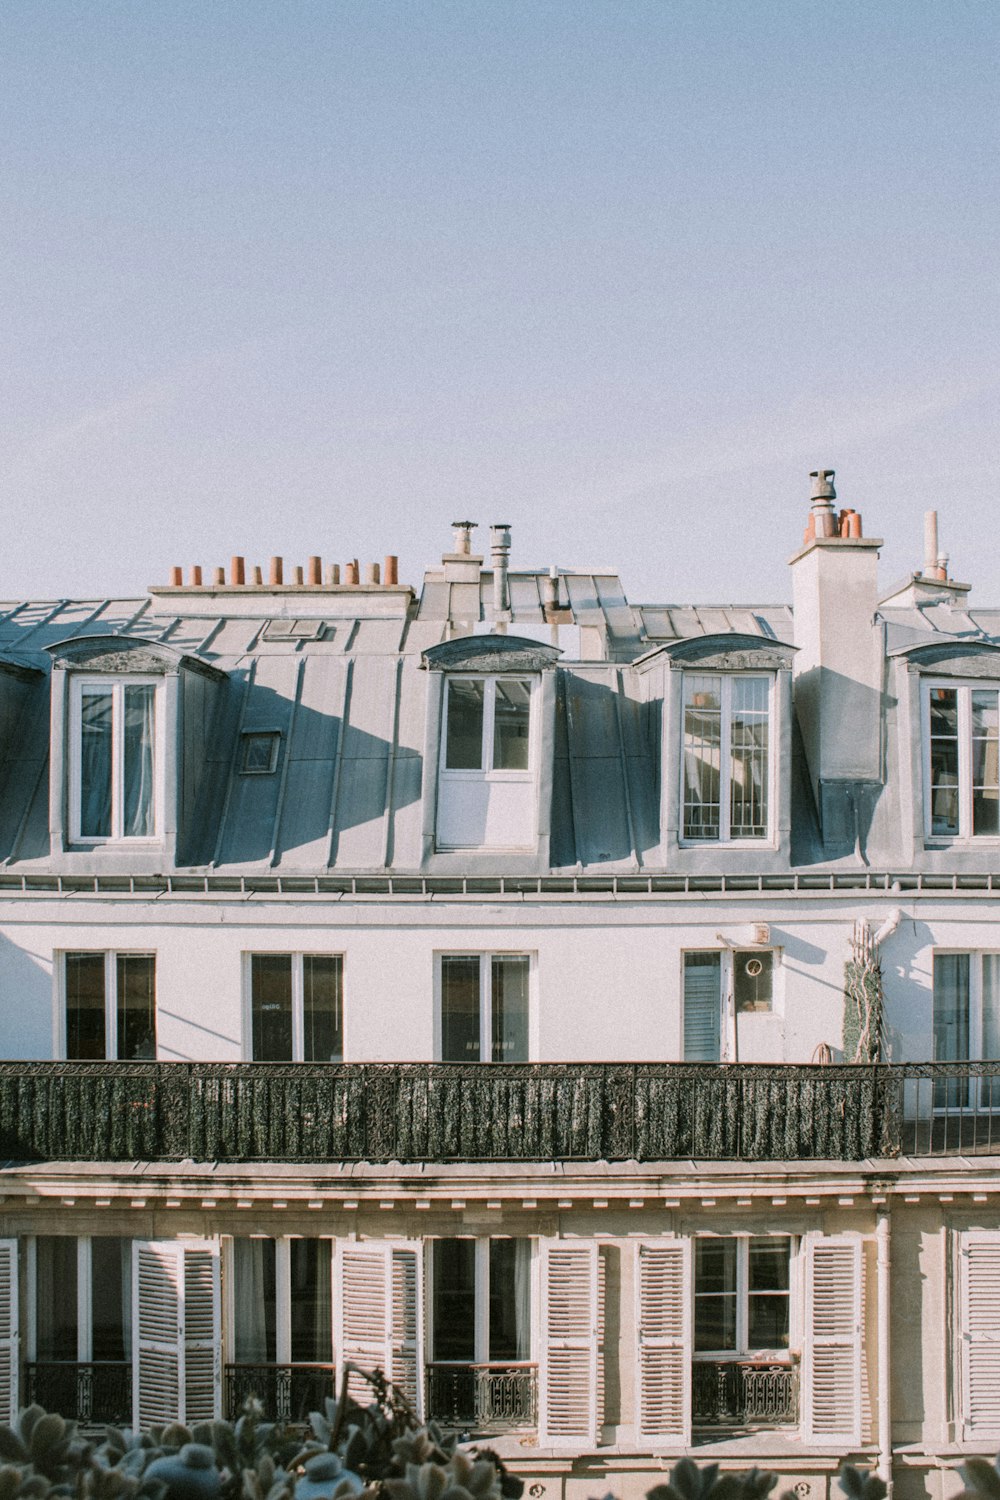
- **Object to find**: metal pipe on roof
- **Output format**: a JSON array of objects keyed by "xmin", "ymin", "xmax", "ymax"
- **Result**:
[
  {"xmin": 491, "ymin": 523, "xmax": 511, "ymax": 614},
  {"xmin": 924, "ymin": 510, "xmax": 939, "ymax": 576}
]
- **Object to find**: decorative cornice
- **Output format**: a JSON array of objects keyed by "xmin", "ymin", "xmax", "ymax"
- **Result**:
[
  {"xmin": 421, "ymin": 634, "xmax": 561, "ymax": 673},
  {"xmin": 638, "ymin": 632, "xmax": 796, "ymax": 673},
  {"xmin": 45, "ymin": 635, "xmax": 227, "ymax": 682}
]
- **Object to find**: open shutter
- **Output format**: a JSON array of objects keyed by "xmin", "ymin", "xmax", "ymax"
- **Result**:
[
  {"xmin": 391, "ymin": 1245, "xmax": 424, "ymax": 1419},
  {"xmin": 133, "ymin": 1241, "xmax": 220, "ymax": 1428},
  {"xmin": 960, "ymin": 1230, "xmax": 1000, "ymax": 1440},
  {"xmin": 803, "ymin": 1234, "xmax": 863, "ymax": 1445},
  {"xmin": 636, "ymin": 1239, "xmax": 691, "ymax": 1448},
  {"xmin": 0, "ymin": 1240, "xmax": 19, "ymax": 1423},
  {"xmin": 539, "ymin": 1241, "xmax": 598, "ymax": 1449},
  {"xmin": 336, "ymin": 1244, "xmax": 391, "ymax": 1403}
]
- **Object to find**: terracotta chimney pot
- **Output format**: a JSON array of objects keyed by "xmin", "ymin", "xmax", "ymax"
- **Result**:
[
  {"xmin": 307, "ymin": 555, "xmax": 322, "ymax": 586},
  {"xmin": 269, "ymin": 556, "xmax": 283, "ymax": 585},
  {"xmin": 384, "ymin": 554, "xmax": 398, "ymax": 585}
]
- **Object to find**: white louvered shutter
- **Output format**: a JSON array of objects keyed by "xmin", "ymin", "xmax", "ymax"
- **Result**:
[
  {"xmin": 336, "ymin": 1244, "xmax": 392, "ymax": 1403},
  {"xmin": 960, "ymin": 1230, "xmax": 1000, "ymax": 1440},
  {"xmin": 635, "ymin": 1239, "xmax": 691, "ymax": 1448},
  {"xmin": 133, "ymin": 1241, "xmax": 220, "ymax": 1428},
  {"xmin": 0, "ymin": 1240, "xmax": 19, "ymax": 1423},
  {"xmin": 183, "ymin": 1244, "xmax": 221, "ymax": 1422},
  {"xmin": 803, "ymin": 1234, "xmax": 863, "ymax": 1445},
  {"xmin": 540, "ymin": 1241, "xmax": 599, "ymax": 1448},
  {"xmin": 391, "ymin": 1245, "xmax": 424, "ymax": 1419},
  {"xmin": 134, "ymin": 1241, "xmax": 182, "ymax": 1428}
]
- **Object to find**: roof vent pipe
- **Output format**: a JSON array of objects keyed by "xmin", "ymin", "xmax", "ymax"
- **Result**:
[
  {"xmin": 491, "ymin": 524, "xmax": 511, "ymax": 614},
  {"xmin": 452, "ymin": 521, "xmax": 477, "ymax": 556},
  {"xmin": 542, "ymin": 565, "xmax": 559, "ymax": 614},
  {"xmin": 924, "ymin": 510, "xmax": 939, "ymax": 577},
  {"xmin": 809, "ymin": 469, "xmax": 837, "ymax": 537}
]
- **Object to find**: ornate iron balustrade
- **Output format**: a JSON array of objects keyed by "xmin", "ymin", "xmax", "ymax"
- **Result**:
[
  {"xmin": 26, "ymin": 1361, "xmax": 131, "ymax": 1426},
  {"xmin": 225, "ymin": 1363, "xmax": 336, "ymax": 1423},
  {"xmin": 692, "ymin": 1360, "xmax": 798, "ymax": 1429},
  {"xmin": 426, "ymin": 1363, "xmax": 537, "ymax": 1433},
  {"xmin": 0, "ymin": 1059, "xmax": 997, "ymax": 1163}
]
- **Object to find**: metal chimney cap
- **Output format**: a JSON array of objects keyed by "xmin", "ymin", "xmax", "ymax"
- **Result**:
[
  {"xmin": 809, "ymin": 469, "xmax": 836, "ymax": 501},
  {"xmin": 450, "ymin": 520, "xmax": 478, "ymax": 530}
]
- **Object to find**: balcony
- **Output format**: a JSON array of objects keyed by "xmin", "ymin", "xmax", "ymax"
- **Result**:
[
  {"xmin": 25, "ymin": 1361, "xmax": 131, "ymax": 1426},
  {"xmin": 692, "ymin": 1360, "xmax": 799, "ymax": 1432},
  {"xmin": 0, "ymin": 1060, "xmax": 997, "ymax": 1164},
  {"xmin": 224, "ymin": 1363, "xmax": 336, "ymax": 1422},
  {"xmin": 426, "ymin": 1363, "xmax": 537, "ymax": 1433}
]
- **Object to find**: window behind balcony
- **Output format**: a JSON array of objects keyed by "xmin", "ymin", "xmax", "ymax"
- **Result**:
[
  {"xmin": 64, "ymin": 952, "xmax": 156, "ymax": 1061},
  {"xmin": 431, "ymin": 1239, "xmax": 531, "ymax": 1362},
  {"xmin": 248, "ymin": 953, "xmax": 344, "ymax": 1062},
  {"xmin": 694, "ymin": 1237, "xmax": 791, "ymax": 1355},
  {"xmin": 440, "ymin": 954, "xmax": 529, "ymax": 1061}
]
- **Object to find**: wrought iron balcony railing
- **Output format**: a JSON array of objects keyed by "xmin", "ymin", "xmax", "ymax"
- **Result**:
[
  {"xmin": 0, "ymin": 1059, "xmax": 997, "ymax": 1163},
  {"xmin": 426, "ymin": 1363, "xmax": 538, "ymax": 1433},
  {"xmin": 224, "ymin": 1363, "xmax": 336, "ymax": 1423},
  {"xmin": 25, "ymin": 1361, "xmax": 131, "ymax": 1426},
  {"xmin": 692, "ymin": 1360, "xmax": 798, "ymax": 1430}
]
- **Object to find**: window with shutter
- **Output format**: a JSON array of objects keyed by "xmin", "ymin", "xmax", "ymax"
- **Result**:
[
  {"xmin": 959, "ymin": 1230, "xmax": 1000, "ymax": 1441},
  {"xmin": 803, "ymin": 1234, "xmax": 863, "ymax": 1445},
  {"xmin": 335, "ymin": 1243, "xmax": 423, "ymax": 1416},
  {"xmin": 635, "ymin": 1240, "xmax": 691, "ymax": 1448},
  {"xmin": 0, "ymin": 1240, "xmax": 19, "ymax": 1424},
  {"xmin": 132, "ymin": 1241, "xmax": 220, "ymax": 1428},
  {"xmin": 539, "ymin": 1242, "xmax": 598, "ymax": 1448}
]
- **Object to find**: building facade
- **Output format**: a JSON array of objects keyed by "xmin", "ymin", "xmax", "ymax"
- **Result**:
[{"xmin": 0, "ymin": 477, "xmax": 996, "ymax": 1500}]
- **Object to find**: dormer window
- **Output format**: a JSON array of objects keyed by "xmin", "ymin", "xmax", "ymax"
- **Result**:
[
  {"xmin": 70, "ymin": 677, "xmax": 161, "ymax": 842},
  {"xmin": 682, "ymin": 673, "xmax": 772, "ymax": 842},
  {"xmin": 925, "ymin": 682, "xmax": 999, "ymax": 839}
]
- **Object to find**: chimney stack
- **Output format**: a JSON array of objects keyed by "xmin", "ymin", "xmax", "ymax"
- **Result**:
[{"xmin": 491, "ymin": 523, "xmax": 512, "ymax": 616}]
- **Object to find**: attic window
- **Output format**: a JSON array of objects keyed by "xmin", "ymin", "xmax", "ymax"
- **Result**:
[
  {"xmin": 262, "ymin": 620, "xmax": 329, "ymax": 642},
  {"xmin": 240, "ymin": 731, "xmax": 281, "ymax": 775}
]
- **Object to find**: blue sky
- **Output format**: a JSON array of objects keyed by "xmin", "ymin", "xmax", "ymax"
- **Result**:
[{"xmin": 2, "ymin": 2, "xmax": 997, "ymax": 604}]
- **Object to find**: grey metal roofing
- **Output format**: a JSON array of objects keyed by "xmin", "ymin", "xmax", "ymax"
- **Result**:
[{"xmin": 0, "ymin": 572, "xmax": 998, "ymax": 876}]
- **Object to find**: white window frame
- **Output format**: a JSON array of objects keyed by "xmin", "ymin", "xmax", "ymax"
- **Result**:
[
  {"xmin": 242, "ymin": 951, "xmax": 345, "ymax": 1062},
  {"xmin": 427, "ymin": 1237, "xmax": 536, "ymax": 1367},
  {"xmin": 922, "ymin": 679, "xmax": 1000, "ymax": 843},
  {"xmin": 679, "ymin": 672, "xmax": 776, "ymax": 845},
  {"xmin": 681, "ymin": 947, "xmax": 781, "ymax": 1062},
  {"xmin": 692, "ymin": 1233, "xmax": 798, "ymax": 1363},
  {"xmin": 57, "ymin": 949, "xmax": 157, "ymax": 1060},
  {"xmin": 931, "ymin": 949, "xmax": 1000, "ymax": 1111},
  {"xmin": 434, "ymin": 951, "xmax": 535, "ymax": 1062},
  {"xmin": 222, "ymin": 1235, "xmax": 335, "ymax": 1370},
  {"xmin": 439, "ymin": 675, "xmax": 537, "ymax": 779},
  {"xmin": 27, "ymin": 1235, "xmax": 132, "ymax": 1364},
  {"xmin": 68, "ymin": 675, "xmax": 164, "ymax": 844}
]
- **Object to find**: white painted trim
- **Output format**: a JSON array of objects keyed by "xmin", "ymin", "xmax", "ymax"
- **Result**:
[{"xmin": 67, "ymin": 675, "xmax": 165, "ymax": 845}]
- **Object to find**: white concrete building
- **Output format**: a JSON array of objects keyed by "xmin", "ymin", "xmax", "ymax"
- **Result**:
[{"xmin": 0, "ymin": 477, "xmax": 996, "ymax": 1500}]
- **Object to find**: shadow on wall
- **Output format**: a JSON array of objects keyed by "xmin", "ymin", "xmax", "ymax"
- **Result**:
[
  {"xmin": 182, "ymin": 676, "xmax": 422, "ymax": 867},
  {"xmin": 792, "ymin": 668, "xmax": 893, "ymax": 865},
  {"xmin": 0, "ymin": 938, "xmax": 52, "ymax": 1057}
]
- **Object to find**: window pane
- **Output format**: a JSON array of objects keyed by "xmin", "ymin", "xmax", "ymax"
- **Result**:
[
  {"xmin": 441, "ymin": 956, "xmax": 481, "ymax": 1060},
  {"xmin": 36, "ymin": 1237, "xmax": 77, "ymax": 1360},
  {"xmin": 290, "ymin": 1239, "xmax": 332, "ymax": 1363},
  {"xmin": 694, "ymin": 1240, "xmax": 737, "ymax": 1352},
  {"xmin": 492, "ymin": 956, "xmax": 529, "ymax": 1061},
  {"xmin": 123, "ymin": 684, "xmax": 156, "ymax": 837},
  {"xmin": 490, "ymin": 1239, "xmax": 531, "ymax": 1360},
  {"xmin": 730, "ymin": 677, "xmax": 769, "ymax": 838},
  {"xmin": 116, "ymin": 954, "xmax": 156, "ymax": 1060},
  {"xmin": 929, "ymin": 689, "xmax": 960, "ymax": 835},
  {"xmin": 683, "ymin": 677, "xmax": 721, "ymax": 839},
  {"xmin": 91, "ymin": 1238, "xmax": 130, "ymax": 1360},
  {"xmin": 251, "ymin": 955, "xmax": 293, "ymax": 1062},
  {"xmin": 303, "ymin": 955, "xmax": 343, "ymax": 1062},
  {"xmin": 972, "ymin": 690, "xmax": 999, "ymax": 836},
  {"xmin": 79, "ymin": 689, "xmax": 113, "ymax": 837},
  {"xmin": 493, "ymin": 680, "xmax": 531, "ymax": 770},
  {"xmin": 748, "ymin": 1238, "xmax": 790, "ymax": 1292},
  {"xmin": 933, "ymin": 952, "xmax": 970, "ymax": 1108},
  {"xmin": 445, "ymin": 680, "xmax": 485, "ymax": 769},
  {"xmin": 747, "ymin": 1292, "xmax": 790, "ymax": 1350},
  {"xmin": 684, "ymin": 952, "xmax": 721, "ymax": 1061},
  {"xmin": 734, "ymin": 951, "xmax": 773, "ymax": 1013},
  {"xmin": 233, "ymin": 1238, "xmax": 276, "ymax": 1362},
  {"xmin": 983, "ymin": 956, "xmax": 1000, "ymax": 1108},
  {"xmin": 66, "ymin": 953, "xmax": 106, "ymax": 1059},
  {"xmin": 432, "ymin": 1239, "xmax": 475, "ymax": 1361}
]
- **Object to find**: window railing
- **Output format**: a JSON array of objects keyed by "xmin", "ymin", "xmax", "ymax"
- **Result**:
[
  {"xmin": 1, "ymin": 1060, "xmax": 998, "ymax": 1162},
  {"xmin": 426, "ymin": 1363, "xmax": 537, "ymax": 1433},
  {"xmin": 25, "ymin": 1361, "xmax": 131, "ymax": 1426},
  {"xmin": 691, "ymin": 1360, "xmax": 798, "ymax": 1430},
  {"xmin": 224, "ymin": 1363, "xmax": 336, "ymax": 1423}
]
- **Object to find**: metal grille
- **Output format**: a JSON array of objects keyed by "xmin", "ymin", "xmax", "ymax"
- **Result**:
[
  {"xmin": 426, "ymin": 1364, "xmax": 537, "ymax": 1433},
  {"xmin": 225, "ymin": 1363, "xmax": 336, "ymax": 1423},
  {"xmin": 26, "ymin": 1362, "xmax": 131, "ymax": 1426},
  {"xmin": 691, "ymin": 1360, "xmax": 798, "ymax": 1429}
]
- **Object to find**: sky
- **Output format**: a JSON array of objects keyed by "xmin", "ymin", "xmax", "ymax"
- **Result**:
[{"xmin": 2, "ymin": 1, "xmax": 998, "ymax": 606}]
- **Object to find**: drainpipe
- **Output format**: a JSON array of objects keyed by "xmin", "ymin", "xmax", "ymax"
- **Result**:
[
  {"xmin": 491, "ymin": 524, "xmax": 511, "ymax": 626},
  {"xmin": 877, "ymin": 1210, "xmax": 893, "ymax": 1498}
]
